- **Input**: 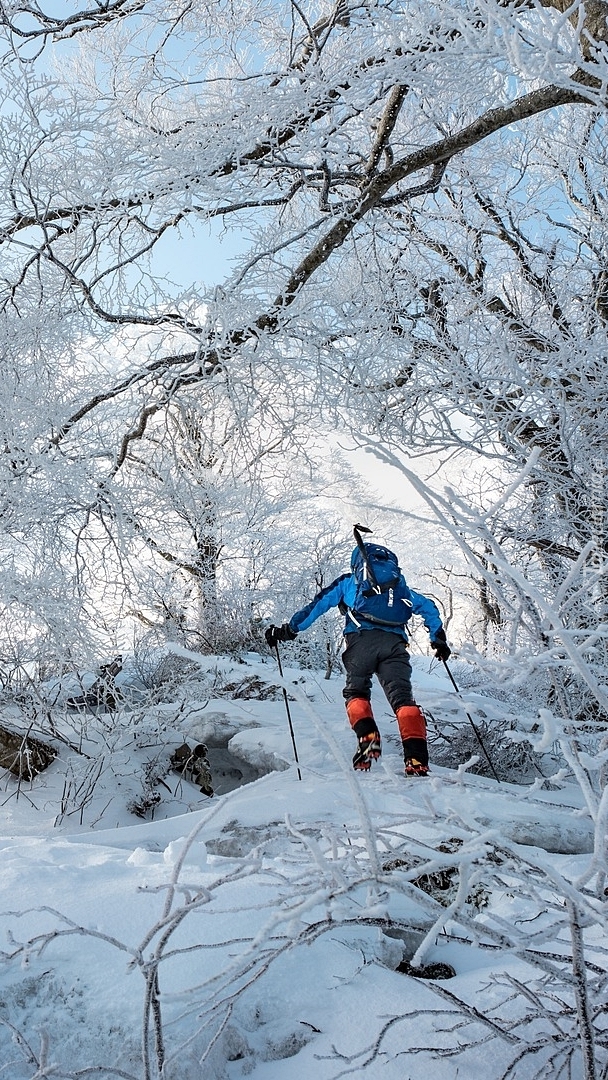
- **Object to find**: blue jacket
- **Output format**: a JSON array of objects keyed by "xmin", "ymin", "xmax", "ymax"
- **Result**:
[{"xmin": 288, "ymin": 572, "xmax": 443, "ymax": 642}]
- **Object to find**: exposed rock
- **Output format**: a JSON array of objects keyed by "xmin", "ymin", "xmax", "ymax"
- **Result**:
[
  {"xmin": 0, "ymin": 726, "xmax": 57, "ymax": 780},
  {"xmin": 170, "ymin": 742, "xmax": 214, "ymax": 796},
  {"xmin": 396, "ymin": 959, "xmax": 456, "ymax": 979},
  {"xmin": 66, "ymin": 656, "xmax": 123, "ymax": 711}
]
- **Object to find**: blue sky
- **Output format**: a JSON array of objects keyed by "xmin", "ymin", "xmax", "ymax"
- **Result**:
[{"xmin": 148, "ymin": 215, "xmax": 249, "ymax": 292}]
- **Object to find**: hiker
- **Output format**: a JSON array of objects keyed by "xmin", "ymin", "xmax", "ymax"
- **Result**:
[{"xmin": 265, "ymin": 526, "xmax": 450, "ymax": 777}]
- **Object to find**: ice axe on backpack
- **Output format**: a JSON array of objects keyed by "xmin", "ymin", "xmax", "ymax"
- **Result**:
[{"xmin": 353, "ymin": 523, "xmax": 382, "ymax": 594}]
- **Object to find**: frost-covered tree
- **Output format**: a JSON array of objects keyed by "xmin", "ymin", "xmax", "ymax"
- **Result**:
[{"xmin": 0, "ymin": 0, "xmax": 606, "ymax": 662}]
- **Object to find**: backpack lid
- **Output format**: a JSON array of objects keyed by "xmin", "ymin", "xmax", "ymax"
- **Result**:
[{"xmin": 350, "ymin": 543, "xmax": 399, "ymax": 567}]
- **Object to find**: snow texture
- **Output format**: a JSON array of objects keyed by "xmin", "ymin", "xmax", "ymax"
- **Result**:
[{"xmin": 0, "ymin": 651, "xmax": 606, "ymax": 1080}]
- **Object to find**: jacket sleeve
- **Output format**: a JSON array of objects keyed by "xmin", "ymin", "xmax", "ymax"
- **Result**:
[
  {"xmin": 289, "ymin": 574, "xmax": 350, "ymax": 633},
  {"xmin": 409, "ymin": 589, "xmax": 444, "ymax": 639}
]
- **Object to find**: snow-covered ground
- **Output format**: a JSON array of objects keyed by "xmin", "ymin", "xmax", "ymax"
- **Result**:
[{"xmin": 0, "ymin": 649, "xmax": 605, "ymax": 1079}]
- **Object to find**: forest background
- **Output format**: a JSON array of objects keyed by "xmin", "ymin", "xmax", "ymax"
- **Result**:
[{"xmin": 0, "ymin": 0, "xmax": 606, "ymax": 686}]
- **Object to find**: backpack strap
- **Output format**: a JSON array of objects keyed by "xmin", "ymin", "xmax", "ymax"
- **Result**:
[
  {"xmin": 348, "ymin": 607, "xmax": 408, "ymax": 628},
  {"xmin": 361, "ymin": 573, "xmax": 401, "ymax": 599}
]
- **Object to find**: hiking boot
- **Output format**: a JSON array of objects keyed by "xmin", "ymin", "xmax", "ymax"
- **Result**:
[
  {"xmin": 404, "ymin": 757, "xmax": 429, "ymax": 777},
  {"xmin": 353, "ymin": 732, "xmax": 382, "ymax": 771}
]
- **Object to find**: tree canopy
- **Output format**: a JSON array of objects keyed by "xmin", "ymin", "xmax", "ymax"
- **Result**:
[{"xmin": 0, "ymin": 0, "xmax": 606, "ymax": 688}]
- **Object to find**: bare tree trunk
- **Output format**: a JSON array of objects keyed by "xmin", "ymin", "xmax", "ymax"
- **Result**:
[{"xmin": 566, "ymin": 899, "xmax": 596, "ymax": 1080}]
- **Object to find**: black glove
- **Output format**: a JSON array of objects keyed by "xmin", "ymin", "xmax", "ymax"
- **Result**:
[
  {"xmin": 265, "ymin": 623, "xmax": 297, "ymax": 648},
  {"xmin": 431, "ymin": 628, "xmax": 451, "ymax": 662}
]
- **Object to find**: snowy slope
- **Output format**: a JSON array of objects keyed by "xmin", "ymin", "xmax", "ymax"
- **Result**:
[{"xmin": 0, "ymin": 652, "xmax": 605, "ymax": 1079}]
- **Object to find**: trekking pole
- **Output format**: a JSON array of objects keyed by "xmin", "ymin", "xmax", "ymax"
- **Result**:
[
  {"xmin": 441, "ymin": 659, "xmax": 501, "ymax": 783},
  {"xmin": 274, "ymin": 642, "xmax": 302, "ymax": 781}
]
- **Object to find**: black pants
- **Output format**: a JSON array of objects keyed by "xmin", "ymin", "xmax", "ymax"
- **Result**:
[{"xmin": 342, "ymin": 629, "xmax": 414, "ymax": 711}]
